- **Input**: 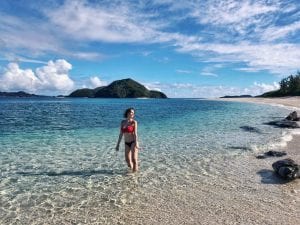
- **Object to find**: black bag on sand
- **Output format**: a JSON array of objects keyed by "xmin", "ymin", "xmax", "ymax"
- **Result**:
[{"xmin": 272, "ymin": 158, "xmax": 300, "ymax": 180}]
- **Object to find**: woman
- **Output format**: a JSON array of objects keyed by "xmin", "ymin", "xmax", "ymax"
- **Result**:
[{"xmin": 116, "ymin": 108, "xmax": 140, "ymax": 172}]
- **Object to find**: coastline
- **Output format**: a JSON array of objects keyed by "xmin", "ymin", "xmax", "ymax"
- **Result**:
[
  {"xmin": 216, "ymin": 96, "xmax": 300, "ymax": 160},
  {"xmin": 1, "ymin": 97, "xmax": 299, "ymax": 224},
  {"xmin": 215, "ymin": 96, "xmax": 300, "ymax": 109},
  {"xmin": 117, "ymin": 97, "xmax": 300, "ymax": 225}
]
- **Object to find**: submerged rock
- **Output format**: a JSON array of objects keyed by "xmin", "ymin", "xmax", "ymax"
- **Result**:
[
  {"xmin": 272, "ymin": 158, "xmax": 300, "ymax": 180},
  {"xmin": 240, "ymin": 126, "xmax": 262, "ymax": 133},
  {"xmin": 256, "ymin": 150, "xmax": 287, "ymax": 159}
]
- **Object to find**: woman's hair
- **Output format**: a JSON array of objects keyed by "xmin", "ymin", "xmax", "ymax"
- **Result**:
[{"xmin": 123, "ymin": 108, "xmax": 135, "ymax": 118}]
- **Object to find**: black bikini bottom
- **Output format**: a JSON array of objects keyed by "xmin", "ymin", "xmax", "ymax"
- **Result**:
[{"xmin": 125, "ymin": 141, "xmax": 135, "ymax": 148}]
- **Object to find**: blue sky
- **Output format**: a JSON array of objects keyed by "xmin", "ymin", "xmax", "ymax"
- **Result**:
[{"xmin": 0, "ymin": 0, "xmax": 300, "ymax": 97}]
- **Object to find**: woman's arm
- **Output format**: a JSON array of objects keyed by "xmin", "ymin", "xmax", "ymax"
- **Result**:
[
  {"xmin": 116, "ymin": 122, "xmax": 123, "ymax": 151},
  {"xmin": 134, "ymin": 120, "xmax": 139, "ymax": 148}
]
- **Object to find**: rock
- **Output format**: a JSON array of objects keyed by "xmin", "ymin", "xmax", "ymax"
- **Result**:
[
  {"xmin": 256, "ymin": 150, "xmax": 287, "ymax": 159},
  {"xmin": 265, "ymin": 120, "xmax": 300, "ymax": 128},
  {"xmin": 265, "ymin": 150, "xmax": 287, "ymax": 157},
  {"xmin": 240, "ymin": 126, "xmax": 262, "ymax": 133},
  {"xmin": 256, "ymin": 155, "xmax": 266, "ymax": 159},
  {"xmin": 272, "ymin": 158, "xmax": 300, "ymax": 180},
  {"xmin": 285, "ymin": 111, "xmax": 299, "ymax": 121},
  {"xmin": 265, "ymin": 111, "xmax": 300, "ymax": 128}
]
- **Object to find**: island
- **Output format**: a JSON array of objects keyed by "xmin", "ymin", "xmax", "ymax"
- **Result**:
[
  {"xmin": 0, "ymin": 91, "xmax": 46, "ymax": 98},
  {"xmin": 69, "ymin": 78, "xmax": 167, "ymax": 98},
  {"xmin": 220, "ymin": 95, "xmax": 253, "ymax": 98}
]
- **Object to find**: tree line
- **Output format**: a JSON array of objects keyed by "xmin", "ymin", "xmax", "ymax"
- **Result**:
[{"xmin": 261, "ymin": 71, "xmax": 300, "ymax": 97}]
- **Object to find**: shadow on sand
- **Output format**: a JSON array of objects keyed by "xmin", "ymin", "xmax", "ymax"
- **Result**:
[
  {"xmin": 257, "ymin": 169, "xmax": 290, "ymax": 184},
  {"xmin": 16, "ymin": 169, "xmax": 125, "ymax": 177}
]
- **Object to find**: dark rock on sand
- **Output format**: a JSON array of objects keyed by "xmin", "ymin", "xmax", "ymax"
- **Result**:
[
  {"xmin": 265, "ymin": 111, "xmax": 300, "ymax": 128},
  {"xmin": 265, "ymin": 120, "xmax": 300, "ymax": 128},
  {"xmin": 272, "ymin": 158, "xmax": 300, "ymax": 180},
  {"xmin": 285, "ymin": 111, "xmax": 300, "ymax": 121},
  {"xmin": 256, "ymin": 150, "xmax": 287, "ymax": 159}
]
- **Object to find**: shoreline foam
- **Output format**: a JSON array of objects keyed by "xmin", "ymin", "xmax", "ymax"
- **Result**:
[{"xmin": 215, "ymin": 97, "xmax": 299, "ymax": 156}]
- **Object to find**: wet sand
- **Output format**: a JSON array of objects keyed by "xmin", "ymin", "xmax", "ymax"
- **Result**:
[{"xmin": 114, "ymin": 97, "xmax": 300, "ymax": 225}]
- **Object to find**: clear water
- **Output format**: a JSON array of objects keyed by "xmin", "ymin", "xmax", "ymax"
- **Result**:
[{"xmin": 0, "ymin": 98, "xmax": 292, "ymax": 224}]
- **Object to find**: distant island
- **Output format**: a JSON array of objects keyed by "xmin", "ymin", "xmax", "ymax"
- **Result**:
[
  {"xmin": 220, "ymin": 95, "xmax": 253, "ymax": 98},
  {"xmin": 69, "ymin": 78, "xmax": 167, "ymax": 98},
  {"xmin": 0, "ymin": 91, "xmax": 46, "ymax": 98}
]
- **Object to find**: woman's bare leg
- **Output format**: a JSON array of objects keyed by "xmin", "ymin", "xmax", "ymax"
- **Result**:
[
  {"xmin": 125, "ymin": 146, "xmax": 133, "ymax": 169},
  {"xmin": 131, "ymin": 146, "xmax": 139, "ymax": 172}
]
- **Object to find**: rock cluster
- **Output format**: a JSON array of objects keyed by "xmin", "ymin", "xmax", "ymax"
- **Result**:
[
  {"xmin": 265, "ymin": 111, "xmax": 300, "ymax": 128},
  {"xmin": 258, "ymin": 111, "xmax": 300, "ymax": 181},
  {"xmin": 256, "ymin": 150, "xmax": 287, "ymax": 159},
  {"xmin": 272, "ymin": 159, "xmax": 300, "ymax": 180}
]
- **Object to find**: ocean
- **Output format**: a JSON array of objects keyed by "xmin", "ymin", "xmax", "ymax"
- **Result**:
[{"xmin": 0, "ymin": 98, "xmax": 294, "ymax": 224}]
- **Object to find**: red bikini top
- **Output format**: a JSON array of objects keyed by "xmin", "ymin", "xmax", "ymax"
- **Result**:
[{"xmin": 121, "ymin": 121, "xmax": 135, "ymax": 133}]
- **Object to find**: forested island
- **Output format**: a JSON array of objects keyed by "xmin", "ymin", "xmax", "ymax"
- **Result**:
[
  {"xmin": 69, "ymin": 78, "xmax": 167, "ymax": 98},
  {"xmin": 0, "ymin": 91, "xmax": 45, "ymax": 98}
]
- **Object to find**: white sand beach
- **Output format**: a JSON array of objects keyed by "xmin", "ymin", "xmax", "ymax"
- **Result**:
[
  {"xmin": 217, "ymin": 96, "xmax": 300, "ymax": 109},
  {"xmin": 217, "ymin": 96, "xmax": 300, "ymax": 161},
  {"xmin": 115, "ymin": 97, "xmax": 300, "ymax": 225}
]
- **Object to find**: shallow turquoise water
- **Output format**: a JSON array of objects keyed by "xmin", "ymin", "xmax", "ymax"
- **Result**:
[{"xmin": 0, "ymin": 98, "xmax": 292, "ymax": 224}]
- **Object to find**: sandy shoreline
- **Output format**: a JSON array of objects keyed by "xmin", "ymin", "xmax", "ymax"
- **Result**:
[
  {"xmin": 215, "ymin": 96, "xmax": 300, "ymax": 109},
  {"xmin": 119, "ymin": 97, "xmax": 300, "ymax": 225},
  {"xmin": 215, "ymin": 96, "xmax": 300, "ymax": 160},
  {"xmin": 2, "ymin": 97, "xmax": 299, "ymax": 224}
]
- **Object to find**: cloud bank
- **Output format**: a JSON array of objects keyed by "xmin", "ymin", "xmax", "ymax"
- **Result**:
[
  {"xmin": 0, "ymin": 60, "xmax": 75, "ymax": 94},
  {"xmin": 145, "ymin": 81, "xmax": 280, "ymax": 98}
]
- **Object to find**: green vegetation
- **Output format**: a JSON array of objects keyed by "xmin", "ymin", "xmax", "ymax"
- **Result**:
[
  {"xmin": 260, "ymin": 72, "xmax": 300, "ymax": 97},
  {"xmin": 0, "ymin": 91, "xmax": 43, "ymax": 97},
  {"xmin": 69, "ymin": 88, "xmax": 95, "ymax": 98},
  {"xmin": 69, "ymin": 78, "xmax": 167, "ymax": 98}
]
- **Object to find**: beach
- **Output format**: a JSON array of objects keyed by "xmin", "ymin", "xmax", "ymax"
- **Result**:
[
  {"xmin": 217, "ymin": 96, "xmax": 300, "ymax": 109},
  {"xmin": 116, "ymin": 97, "xmax": 300, "ymax": 225},
  {"xmin": 216, "ymin": 96, "xmax": 300, "ymax": 162},
  {"xmin": 1, "ymin": 97, "xmax": 299, "ymax": 224}
]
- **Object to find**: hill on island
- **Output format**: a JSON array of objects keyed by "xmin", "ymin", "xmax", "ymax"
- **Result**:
[
  {"xmin": 0, "ymin": 91, "xmax": 45, "ymax": 97},
  {"xmin": 69, "ymin": 78, "xmax": 167, "ymax": 98},
  {"xmin": 260, "ymin": 72, "xmax": 300, "ymax": 97}
]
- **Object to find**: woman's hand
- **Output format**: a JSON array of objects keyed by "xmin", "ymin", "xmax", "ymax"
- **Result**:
[
  {"xmin": 135, "ymin": 142, "xmax": 140, "ymax": 149},
  {"xmin": 115, "ymin": 144, "xmax": 119, "ymax": 151}
]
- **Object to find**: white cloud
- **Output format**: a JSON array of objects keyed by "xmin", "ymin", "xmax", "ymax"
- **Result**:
[
  {"xmin": 200, "ymin": 72, "xmax": 218, "ymax": 77},
  {"xmin": 250, "ymin": 82, "xmax": 280, "ymax": 95},
  {"xmin": 0, "ymin": 59, "xmax": 75, "ymax": 94},
  {"xmin": 176, "ymin": 42, "xmax": 300, "ymax": 75},
  {"xmin": 176, "ymin": 69, "xmax": 192, "ymax": 74},
  {"xmin": 0, "ymin": 13, "xmax": 63, "ymax": 55},
  {"xmin": 0, "ymin": 12, "xmax": 106, "ymax": 61},
  {"xmin": 143, "ymin": 81, "xmax": 280, "ymax": 98},
  {"xmin": 88, "ymin": 76, "xmax": 107, "ymax": 88},
  {"xmin": 1, "ymin": 0, "xmax": 300, "ymax": 79},
  {"xmin": 46, "ymin": 0, "xmax": 159, "ymax": 43},
  {"xmin": 192, "ymin": 0, "xmax": 278, "ymax": 26},
  {"xmin": 261, "ymin": 21, "xmax": 300, "ymax": 41}
]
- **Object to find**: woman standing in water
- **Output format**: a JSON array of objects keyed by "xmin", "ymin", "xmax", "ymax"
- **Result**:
[{"xmin": 116, "ymin": 108, "xmax": 140, "ymax": 172}]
